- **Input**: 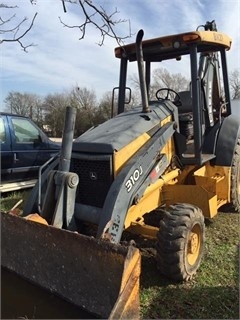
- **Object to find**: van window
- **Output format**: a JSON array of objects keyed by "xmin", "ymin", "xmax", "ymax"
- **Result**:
[
  {"xmin": 0, "ymin": 118, "xmax": 6, "ymax": 143},
  {"xmin": 12, "ymin": 118, "xmax": 41, "ymax": 143}
]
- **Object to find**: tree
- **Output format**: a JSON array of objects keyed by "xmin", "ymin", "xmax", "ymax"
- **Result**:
[
  {"xmin": 0, "ymin": 1, "xmax": 131, "ymax": 50},
  {"xmin": 70, "ymin": 86, "xmax": 98, "ymax": 136},
  {"xmin": 152, "ymin": 68, "xmax": 189, "ymax": 97},
  {"xmin": 4, "ymin": 91, "xmax": 43, "ymax": 124},
  {"xmin": 130, "ymin": 68, "xmax": 190, "ymax": 101},
  {"xmin": 97, "ymin": 91, "xmax": 112, "ymax": 121},
  {"xmin": 43, "ymin": 92, "xmax": 71, "ymax": 137},
  {"xmin": 70, "ymin": 86, "xmax": 96, "ymax": 111},
  {"xmin": 229, "ymin": 69, "xmax": 240, "ymax": 99},
  {"xmin": 4, "ymin": 87, "xmax": 104, "ymax": 138}
]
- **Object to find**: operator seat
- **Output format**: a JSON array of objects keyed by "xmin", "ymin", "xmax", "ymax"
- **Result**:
[{"xmin": 177, "ymin": 91, "xmax": 192, "ymax": 114}]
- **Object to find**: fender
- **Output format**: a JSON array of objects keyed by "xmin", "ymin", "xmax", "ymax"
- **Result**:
[{"xmin": 215, "ymin": 114, "xmax": 240, "ymax": 166}]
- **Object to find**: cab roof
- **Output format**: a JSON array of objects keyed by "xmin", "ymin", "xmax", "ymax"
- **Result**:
[{"xmin": 115, "ymin": 30, "xmax": 232, "ymax": 62}]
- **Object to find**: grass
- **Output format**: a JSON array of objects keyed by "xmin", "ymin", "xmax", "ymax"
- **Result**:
[
  {"xmin": 0, "ymin": 191, "xmax": 30, "ymax": 213},
  {"xmin": 139, "ymin": 209, "xmax": 239, "ymax": 319},
  {"xmin": 1, "ymin": 193, "xmax": 239, "ymax": 319}
]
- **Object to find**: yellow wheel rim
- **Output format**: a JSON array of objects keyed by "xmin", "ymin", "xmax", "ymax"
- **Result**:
[{"xmin": 187, "ymin": 224, "xmax": 201, "ymax": 266}]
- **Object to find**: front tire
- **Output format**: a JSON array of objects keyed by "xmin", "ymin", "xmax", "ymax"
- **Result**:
[
  {"xmin": 156, "ymin": 203, "xmax": 205, "ymax": 281},
  {"xmin": 231, "ymin": 136, "xmax": 240, "ymax": 213}
]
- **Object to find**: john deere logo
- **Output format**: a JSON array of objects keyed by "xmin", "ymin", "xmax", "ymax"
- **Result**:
[{"xmin": 89, "ymin": 172, "xmax": 97, "ymax": 180}]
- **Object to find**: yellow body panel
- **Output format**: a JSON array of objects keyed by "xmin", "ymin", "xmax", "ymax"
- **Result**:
[
  {"xmin": 162, "ymin": 184, "xmax": 218, "ymax": 218},
  {"xmin": 162, "ymin": 163, "xmax": 231, "ymax": 218},
  {"xmin": 124, "ymin": 169, "xmax": 180, "ymax": 228},
  {"xmin": 193, "ymin": 165, "xmax": 231, "ymax": 203},
  {"xmin": 124, "ymin": 161, "xmax": 231, "ymax": 225},
  {"xmin": 114, "ymin": 115, "xmax": 173, "ymax": 175},
  {"xmin": 160, "ymin": 116, "xmax": 175, "ymax": 163},
  {"xmin": 114, "ymin": 132, "xmax": 150, "ymax": 174}
]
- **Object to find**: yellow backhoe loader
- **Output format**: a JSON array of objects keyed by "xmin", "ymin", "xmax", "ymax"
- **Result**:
[{"xmin": 2, "ymin": 20, "xmax": 240, "ymax": 319}]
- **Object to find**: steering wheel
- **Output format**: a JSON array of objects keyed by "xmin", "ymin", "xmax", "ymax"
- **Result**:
[{"xmin": 156, "ymin": 88, "xmax": 181, "ymax": 104}]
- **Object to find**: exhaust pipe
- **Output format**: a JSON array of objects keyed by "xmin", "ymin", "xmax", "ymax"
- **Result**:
[{"xmin": 136, "ymin": 29, "xmax": 151, "ymax": 113}]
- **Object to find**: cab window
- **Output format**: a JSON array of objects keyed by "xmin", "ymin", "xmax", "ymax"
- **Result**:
[{"xmin": 12, "ymin": 118, "xmax": 41, "ymax": 143}]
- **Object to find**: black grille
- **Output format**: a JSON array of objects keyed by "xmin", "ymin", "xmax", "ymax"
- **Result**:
[{"xmin": 70, "ymin": 156, "xmax": 113, "ymax": 208}]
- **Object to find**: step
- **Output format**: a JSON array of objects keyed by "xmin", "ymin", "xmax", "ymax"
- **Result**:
[{"xmin": 0, "ymin": 180, "xmax": 37, "ymax": 193}]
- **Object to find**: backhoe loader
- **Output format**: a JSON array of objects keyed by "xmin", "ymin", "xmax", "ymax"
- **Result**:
[{"xmin": 2, "ymin": 20, "xmax": 240, "ymax": 319}]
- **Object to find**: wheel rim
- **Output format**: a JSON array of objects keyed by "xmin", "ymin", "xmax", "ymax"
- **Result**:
[{"xmin": 187, "ymin": 224, "xmax": 201, "ymax": 266}]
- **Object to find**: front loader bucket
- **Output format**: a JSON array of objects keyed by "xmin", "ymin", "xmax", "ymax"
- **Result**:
[{"xmin": 1, "ymin": 212, "xmax": 141, "ymax": 319}]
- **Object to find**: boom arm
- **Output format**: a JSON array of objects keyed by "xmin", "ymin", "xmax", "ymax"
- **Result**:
[
  {"xmin": 97, "ymin": 122, "xmax": 176, "ymax": 243},
  {"xmin": 198, "ymin": 51, "xmax": 223, "ymax": 128}
]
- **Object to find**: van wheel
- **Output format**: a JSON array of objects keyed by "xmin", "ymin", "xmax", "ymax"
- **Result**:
[
  {"xmin": 231, "ymin": 136, "xmax": 240, "ymax": 213},
  {"xmin": 156, "ymin": 203, "xmax": 205, "ymax": 281}
]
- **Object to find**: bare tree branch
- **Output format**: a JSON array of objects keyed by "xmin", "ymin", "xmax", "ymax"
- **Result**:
[
  {"xmin": 0, "ymin": 3, "xmax": 37, "ymax": 51},
  {"xmin": 0, "ymin": 13, "xmax": 17, "ymax": 30},
  {"xmin": 62, "ymin": 0, "xmax": 67, "ymax": 13},
  {"xmin": 1, "ymin": 0, "xmax": 131, "ymax": 50},
  {"xmin": 59, "ymin": 0, "xmax": 132, "ymax": 46}
]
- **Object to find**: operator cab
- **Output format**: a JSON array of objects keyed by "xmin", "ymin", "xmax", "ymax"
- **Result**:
[{"xmin": 114, "ymin": 20, "xmax": 232, "ymax": 165}]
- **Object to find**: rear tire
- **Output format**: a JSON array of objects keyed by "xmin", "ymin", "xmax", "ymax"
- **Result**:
[
  {"xmin": 231, "ymin": 136, "xmax": 240, "ymax": 213},
  {"xmin": 156, "ymin": 203, "xmax": 205, "ymax": 281}
]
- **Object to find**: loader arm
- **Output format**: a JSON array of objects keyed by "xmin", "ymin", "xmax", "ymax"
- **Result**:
[{"xmin": 97, "ymin": 121, "xmax": 176, "ymax": 243}]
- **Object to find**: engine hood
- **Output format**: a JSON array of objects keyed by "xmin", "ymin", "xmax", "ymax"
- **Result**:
[{"xmin": 73, "ymin": 102, "xmax": 176, "ymax": 154}]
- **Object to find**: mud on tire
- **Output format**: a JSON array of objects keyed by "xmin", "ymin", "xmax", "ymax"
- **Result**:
[{"xmin": 156, "ymin": 203, "xmax": 205, "ymax": 281}]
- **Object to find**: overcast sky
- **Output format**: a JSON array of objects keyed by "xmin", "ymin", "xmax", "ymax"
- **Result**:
[{"xmin": 1, "ymin": 0, "xmax": 240, "ymax": 111}]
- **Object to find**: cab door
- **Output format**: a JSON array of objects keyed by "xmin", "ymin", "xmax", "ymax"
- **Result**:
[
  {"xmin": 0, "ymin": 115, "xmax": 13, "ymax": 181},
  {"xmin": 9, "ymin": 115, "xmax": 56, "ymax": 181}
]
